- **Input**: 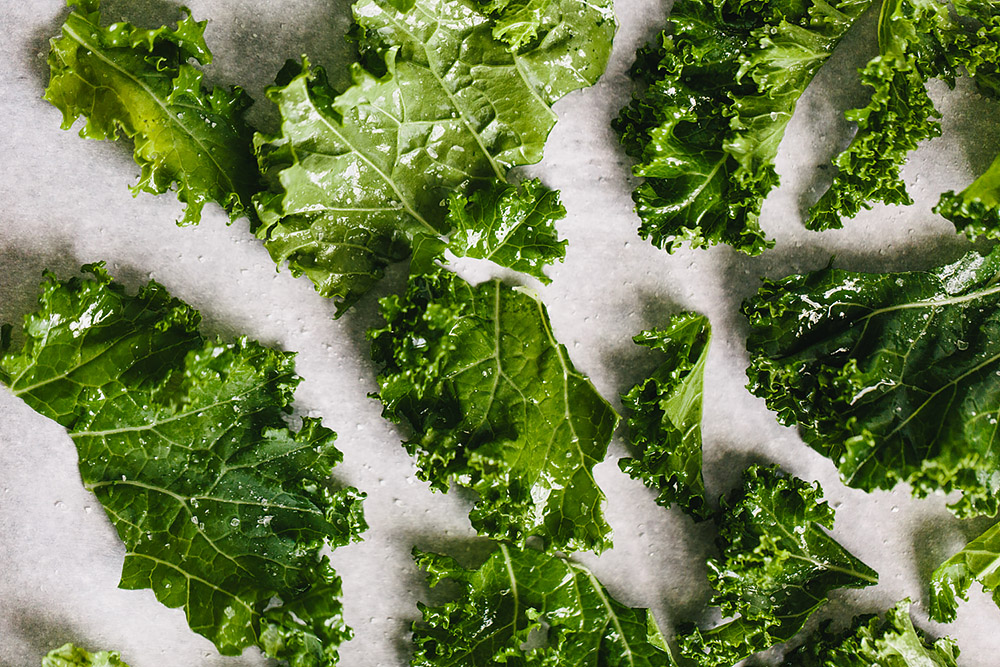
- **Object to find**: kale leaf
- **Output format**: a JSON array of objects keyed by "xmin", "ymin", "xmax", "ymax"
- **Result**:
[
  {"xmin": 783, "ymin": 599, "xmax": 959, "ymax": 666},
  {"xmin": 369, "ymin": 266, "xmax": 618, "ymax": 553},
  {"xmin": 43, "ymin": 644, "xmax": 129, "ymax": 667},
  {"xmin": 612, "ymin": 0, "xmax": 872, "ymax": 254},
  {"xmin": 45, "ymin": 0, "xmax": 259, "ymax": 226},
  {"xmin": 619, "ymin": 312, "xmax": 711, "ymax": 520},
  {"xmin": 0, "ymin": 265, "xmax": 366, "ymax": 666},
  {"xmin": 929, "ymin": 519, "xmax": 1000, "ymax": 623},
  {"xmin": 255, "ymin": 0, "xmax": 615, "ymax": 311},
  {"xmin": 678, "ymin": 465, "xmax": 877, "ymax": 666},
  {"xmin": 745, "ymin": 246, "xmax": 1000, "ymax": 517},
  {"xmin": 411, "ymin": 543, "xmax": 676, "ymax": 666},
  {"xmin": 808, "ymin": 0, "xmax": 1000, "ymax": 230}
]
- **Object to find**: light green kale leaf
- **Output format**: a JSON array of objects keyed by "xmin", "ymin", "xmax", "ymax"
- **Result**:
[
  {"xmin": 783, "ymin": 599, "xmax": 959, "ymax": 667},
  {"xmin": 446, "ymin": 179, "xmax": 566, "ymax": 284},
  {"xmin": 369, "ymin": 266, "xmax": 618, "ymax": 553},
  {"xmin": 254, "ymin": 0, "xmax": 615, "ymax": 312},
  {"xmin": 0, "ymin": 265, "xmax": 366, "ymax": 666},
  {"xmin": 43, "ymin": 644, "xmax": 129, "ymax": 667},
  {"xmin": 45, "ymin": 0, "xmax": 259, "ymax": 226},
  {"xmin": 929, "ymin": 520, "xmax": 1000, "ymax": 623},
  {"xmin": 612, "ymin": 0, "xmax": 871, "ymax": 255},
  {"xmin": 744, "ymin": 246, "xmax": 1000, "ymax": 517},
  {"xmin": 678, "ymin": 466, "xmax": 877, "ymax": 667},
  {"xmin": 619, "ymin": 312, "xmax": 711, "ymax": 520},
  {"xmin": 411, "ymin": 543, "xmax": 676, "ymax": 666}
]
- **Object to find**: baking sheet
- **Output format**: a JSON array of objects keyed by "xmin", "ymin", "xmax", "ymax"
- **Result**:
[{"xmin": 2, "ymin": 0, "xmax": 1000, "ymax": 665}]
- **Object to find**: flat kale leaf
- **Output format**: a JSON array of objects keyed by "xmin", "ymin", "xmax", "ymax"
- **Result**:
[
  {"xmin": 784, "ymin": 599, "xmax": 960, "ymax": 666},
  {"xmin": 43, "ymin": 644, "xmax": 130, "ymax": 667},
  {"xmin": 612, "ymin": 0, "xmax": 872, "ymax": 254},
  {"xmin": 0, "ymin": 265, "xmax": 366, "ymax": 666},
  {"xmin": 929, "ymin": 519, "xmax": 1000, "ymax": 623},
  {"xmin": 745, "ymin": 247, "xmax": 1000, "ymax": 517},
  {"xmin": 45, "ymin": 0, "xmax": 259, "ymax": 225},
  {"xmin": 254, "ymin": 0, "xmax": 614, "ymax": 311},
  {"xmin": 369, "ymin": 266, "xmax": 618, "ymax": 553},
  {"xmin": 446, "ymin": 179, "xmax": 566, "ymax": 284},
  {"xmin": 412, "ymin": 543, "xmax": 676, "ymax": 666},
  {"xmin": 619, "ymin": 312, "xmax": 711, "ymax": 520},
  {"xmin": 678, "ymin": 466, "xmax": 877, "ymax": 666}
]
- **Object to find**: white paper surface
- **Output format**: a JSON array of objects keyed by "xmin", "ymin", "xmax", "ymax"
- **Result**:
[{"xmin": 2, "ymin": 0, "xmax": 1000, "ymax": 665}]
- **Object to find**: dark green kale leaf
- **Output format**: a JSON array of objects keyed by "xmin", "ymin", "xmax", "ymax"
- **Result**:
[
  {"xmin": 369, "ymin": 266, "xmax": 618, "ymax": 553},
  {"xmin": 0, "ymin": 266, "xmax": 366, "ymax": 666},
  {"xmin": 447, "ymin": 179, "xmax": 567, "ymax": 284},
  {"xmin": 808, "ymin": 0, "xmax": 1000, "ymax": 230},
  {"xmin": 934, "ymin": 0, "xmax": 1000, "ymax": 238},
  {"xmin": 783, "ymin": 599, "xmax": 959, "ymax": 666},
  {"xmin": 612, "ymin": 0, "xmax": 872, "ymax": 255},
  {"xmin": 254, "ymin": 0, "xmax": 615, "ymax": 312},
  {"xmin": 619, "ymin": 312, "xmax": 711, "ymax": 520},
  {"xmin": 43, "ymin": 644, "xmax": 130, "ymax": 667},
  {"xmin": 45, "ymin": 0, "xmax": 259, "ymax": 225},
  {"xmin": 929, "ymin": 520, "xmax": 1000, "ymax": 623},
  {"xmin": 678, "ymin": 466, "xmax": 877, "ymax": 667},
  {"xmin": 745, "ymin": 247, "xmax": 1000, "ymax": 517},
  {"xmin": 411, "ymin": 543, "xmax": 676, "ymax": 666}
]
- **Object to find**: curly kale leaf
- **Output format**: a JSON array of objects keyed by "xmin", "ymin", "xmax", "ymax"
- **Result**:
[
  {"xmin": 934, "ymin": 1, "xmax": 1000, "ymax": 238},
  {"xmin": 254, "ymin": 0, "xmax": 614, "ymax": 312},
  {"xmin": 745, "ymin": 247, "xmax": 1000, "ymax": 517},
  {"xmin": 612, "ymin": 0, "xmax": 872, "ymax": 255},
  {"xmin": 784, "ymin": 599, "xmax": 959, "ymax": 666},
  {"xmin": 44, "ymin": 0, "xmax": 259, "ymax": 226},
  {"xmin": 0, "ymin": 265, "xmax": 366, "ymax": 666},
  {"xmin": 369, "ymin": 266, "xmax": 618, "ymax": 553},
  {"xmin": 43, "ymin": 645, "xmax": 130, "ymax": 667},
  {"xmin": 446, "ymin": 179, "xmax": 567, "ymax": 284},
  {"xmin": 411, "ymin": 543, "xmax": 676, "ymax": 666},
  {"xmin": 808, "ymin": 0, "xmax": 1000, "ymax": 230},
  {"xmin": 619, "ymin": 312, "xmax": 711, "ymax": 520},
  {"xmin": 678, "ymin": 466, "xmax": 877, "ymax": 667},
  {"xmin": 929, "ymin": 520, "xmax": 1000, "ymax": 623}
]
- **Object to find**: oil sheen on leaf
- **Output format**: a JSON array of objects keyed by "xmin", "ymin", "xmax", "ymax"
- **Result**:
[
  {"xmin": 613, "ymin": 0, "xmax": 872, "ymax": 254},
  {"xmin": 745, "ymin": 247, "xmax": 1000, "ymax": 517},
  {"xmin": 411, "ymin": 543, "xmax": 676, "ymax": 665},
  {"xmin": 678, "ymin": 466, "xmax": 877, "ymax": 666},
  {"xmin": 0, "ymin": 265, "xmax": 366, "ymax": 666},
  {"xmin": 254, "ymin": 0, "xmax": 615, "ymax": 311},
  {"xmin": 45, "ymin": 0, "xmax": 259, "ymax": 225},
  {"xmin": 369, "ymin": 266, "xmax": 618, "ymax": 553}
]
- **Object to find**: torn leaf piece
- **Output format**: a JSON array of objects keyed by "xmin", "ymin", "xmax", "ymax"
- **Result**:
[
  {"xmin": 744, "ymin": 246, "xmax": 1000, "ymax": 517},
  {"xmin": 447, "ymin": 179, "xmax": 566, "ymax": 284},
  {"xmin": 619, "ymin": 312, "xmax": 711, "ymax": 520},
  {"xmin": 1, "ymin": 265, "xmax": 366, "ymax": 666},
  {"xmin": 43, "ymin": 644, "xmax": 129, "ymax": 667},
  {"xmin": 929, "ymin": 520, "xmax": 1000, "ymax": 623},
  {"xmin": 784, "ymin": 599, "xmax": 959, "ymax": 666},
  {"xmin": 613, "ymin": 0, "xmax": 871, "ymax": 254},
  {"xmin": 678, "ymin": 466, "xmax": 877, "ymax": 666},
  {"xmin": 45, "ymin": 0, "xmax": 259, "ymax": 225},
  {"xmin": 369, "ymin": 266, "xmax": 618, "ymax": 553},
  {"xmin": 254, "ymin": 0, "xmax": 614, "ymax": 312},
  {"xmin": 412, "ymin": 543, "xmax": 676, "ymax": 666}
]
